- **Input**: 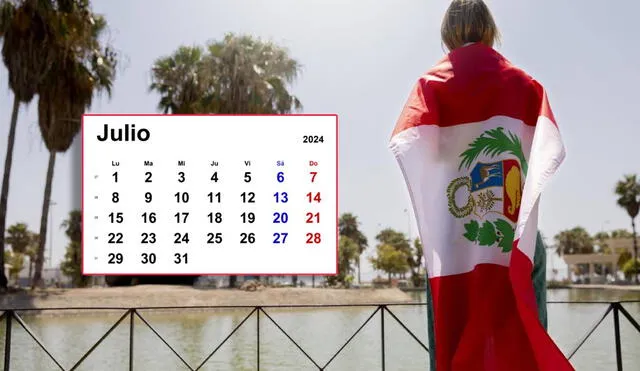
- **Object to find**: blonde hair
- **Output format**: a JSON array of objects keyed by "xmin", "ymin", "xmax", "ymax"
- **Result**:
[{"xmin": 441, "ymin": 0, "xmax": 501, "ymax": 51}]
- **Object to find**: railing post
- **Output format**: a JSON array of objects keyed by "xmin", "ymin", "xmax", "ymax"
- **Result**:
[
  {"xmin": 129, "ymin": 309, "xmax": 134, "ymax": 371},
  {"xmin": 256, "ymin": 307, "xmax": 260, "ymax": 371},
  {"xmin": 4, "ymin": 311, "xmax": 12, "ymax": 371},
  {"xmin": 613, "ymin": 303, "xmax": 623, "ymax": 371},
  {"xmin": 380, "ymin": 306, "xmax": 385, "ymax": 371}
]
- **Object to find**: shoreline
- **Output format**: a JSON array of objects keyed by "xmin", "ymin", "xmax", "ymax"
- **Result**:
[{"xmin": 0, "ymin": 286, "xmax": 416, "ymax": 316}]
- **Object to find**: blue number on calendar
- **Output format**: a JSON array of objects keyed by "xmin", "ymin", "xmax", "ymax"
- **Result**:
[
  {"xmin": 274, "ymin": 192, "xmax": 288, "ymax": 203},
  {"xmin": 277, "ymin": 171, "xmax": 284, "ymax": 183},
  {"xmin": 273, "ymin": 212, "xmax": 288, "ymax": 223},
  {"xmin": 273, "ymin": 232, "xmax": 288, "ymax": 243}
]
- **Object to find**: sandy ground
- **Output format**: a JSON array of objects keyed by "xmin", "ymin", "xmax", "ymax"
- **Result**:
[{"xmin": 0, "ymin": 286, "xmax": 415, "ymax": 313}]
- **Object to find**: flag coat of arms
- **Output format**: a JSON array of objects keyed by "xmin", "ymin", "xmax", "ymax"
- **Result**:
[{"xmin": 389, "ymin": 43, "xmax": 573, "ymax": 371}]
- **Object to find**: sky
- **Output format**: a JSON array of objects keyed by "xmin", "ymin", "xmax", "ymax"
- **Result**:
[{"xmin": 1, "ymin": 0, "xmax": 639, "ymax": 281}]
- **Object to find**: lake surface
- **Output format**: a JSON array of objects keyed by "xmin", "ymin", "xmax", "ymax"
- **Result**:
[{"xmin": 0, "ymin": 288, "xmax": 639, "ymax": 370}]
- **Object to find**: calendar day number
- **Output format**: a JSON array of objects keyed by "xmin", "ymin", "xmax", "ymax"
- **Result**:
[{"xmin": 302, "ymin": 135, "xmax": 323, "ymax": 143}]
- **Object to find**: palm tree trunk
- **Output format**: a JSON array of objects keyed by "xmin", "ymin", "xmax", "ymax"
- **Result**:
[
  {"xmin": 312, "ymin": 275, "xmax": 315, "ymax": 288},
  {"xmin": 357, "ymin": 256, "xmax": 361, "ymax": 285},
  {"xmin": 0, "ymin": 97, "xmax": 21, "ymax": 289},
  {"xmin": 32, "ymin": 151, "xmax": 56, "ymax": 289},
  {"xmin": 632, "ymin": 219, "xmax": 638, "ymax": 284}
]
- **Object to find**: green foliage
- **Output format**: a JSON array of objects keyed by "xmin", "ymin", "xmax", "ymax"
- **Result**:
[
  {"xmin": 370, "ymin": 243, "xmax": 410, "ymax": 277},
  {"xmin": 60, "ymin": 209, "xmax": 88, "ymax": 287},
  {"xmin": 463, "ymin": 218, "xmax": 514, "ymax": 252},
  {"xmin": 5, "ymin": 222, "xmax": 30, "ymax": 254},
  {"xmin": 554, "ymin": 227, "xmax": 595, "ymax": 255},
  {"xmin": 458, "ymin": 127, "xmax": 528, "ymax": 174},
  {"xmin": 150, "ymin": 33, "xmax": 302, "ymax": 115},
  {"xmin": 622, "ymin": 258, "xmax": 640, "ymax": 279},
  {"xmin": 615, "ymin": 174, "xmax": 640, "ymax": 219}
]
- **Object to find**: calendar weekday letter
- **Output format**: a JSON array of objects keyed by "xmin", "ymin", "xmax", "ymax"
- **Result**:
[{"xmin": 81, "ymin": 114, "xmax": 338, "ymax": 275}]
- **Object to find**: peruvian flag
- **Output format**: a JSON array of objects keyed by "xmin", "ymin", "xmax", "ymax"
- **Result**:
[{"xmin": 389, "ymin": 43, "xmax": 573, "ymax": 371}]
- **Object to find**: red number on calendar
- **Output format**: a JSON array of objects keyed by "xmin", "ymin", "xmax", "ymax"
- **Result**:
[
  {"xmin": 306, "ymin": 192, "xmax": 321, "ymax": 203},
  {"xmin": 310, "ymin": 171, "xmax": 317, "ymax": 182},
  {"xmin": 306, "ymin": 233, "xmax": 321, "ymax": 243},
  {"xmin": 306, "ymin": 212, "xmax": 320, "ymax": 223}
]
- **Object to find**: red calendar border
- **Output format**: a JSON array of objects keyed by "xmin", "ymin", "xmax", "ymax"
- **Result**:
[{"xmin": 81, "ymin": 113, "xmax": 339, "ymax": 277}]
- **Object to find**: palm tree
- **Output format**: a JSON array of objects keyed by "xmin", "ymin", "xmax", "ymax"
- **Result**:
[
  {"xmin": 339, "ymin": 213, "xmax": 368, "ymax": 284},
  {"xmin": 32, "ymin": 3, "xmax": 117, "ymax": 288},
  {"xmin": 614, "ymin": 174, "xmax": 640, "ymax": 283},
  {"xmin": 0, "ymin": 0, "xmax": 59, "ymax": 289},
  {"xmin": 199, "ymin": 33, "xmax": 302, "ymax": 114},
  {"xmin": 150, "ymin": 45, "xmax": 207, "ymax": 114},
  {"xmin": 554, "ymin": 227, "xmax": 594, "ymax": 256},
  {"xmin": 5, "ymin": 222, "xmax": 31, "ymax": 254},
  {"xmin": 150, "ymin": 33, "xmax": 302, "ymax": 288}
]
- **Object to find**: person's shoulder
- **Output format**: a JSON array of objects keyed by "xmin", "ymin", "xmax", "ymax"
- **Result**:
[{"xmin": 502, "ymin": 61, "xmax": 544, "ymax": 91}]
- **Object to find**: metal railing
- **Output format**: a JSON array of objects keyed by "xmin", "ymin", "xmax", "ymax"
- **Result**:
[{"xmin": 0, "ymin": 300, "xmax": 639, "ymax": 370}]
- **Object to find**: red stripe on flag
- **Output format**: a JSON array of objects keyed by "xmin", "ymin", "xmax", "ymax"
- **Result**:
[
  {"xmin": 428, "ymin": 257, "xmax": 574, "ymax": 370},
  {"xmin": 392, "ymin": 44, "xmax": 556, "ymax": 137}
]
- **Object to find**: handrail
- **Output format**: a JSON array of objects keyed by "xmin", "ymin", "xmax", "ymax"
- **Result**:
[{"xmin": 0, "ymin": 300, "xmax": 638, "ymax": 370}]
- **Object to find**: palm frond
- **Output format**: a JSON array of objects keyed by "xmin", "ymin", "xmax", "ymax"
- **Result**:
[{"xmin": 458, "ymin": 127, "xmax": 528, "ymax": 173}]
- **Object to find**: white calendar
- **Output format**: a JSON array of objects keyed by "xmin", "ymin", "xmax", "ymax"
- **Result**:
[{"xmin": 81, "ymin": 114, "xmax": 338, "ymax": 275}]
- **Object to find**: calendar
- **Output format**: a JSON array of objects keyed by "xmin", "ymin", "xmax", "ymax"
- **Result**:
[{"xmin": 81, "ymin": 114, "xmax": 338, "ymax": 275}]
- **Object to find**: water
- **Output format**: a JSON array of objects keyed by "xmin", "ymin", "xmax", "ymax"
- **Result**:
[{"xmin": 0, "ymin": 289, "xmax": 638, "ymax": 370}]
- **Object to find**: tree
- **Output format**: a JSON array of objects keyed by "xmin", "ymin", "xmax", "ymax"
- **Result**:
[
  {"xmin": 5, "ymin": 249, "xmax": 24, "ymax": 284},
  {"xmin": 338, "ymin": 213, "xmax": 367, "ymax": 284},
  {"xmin": 60, "ymin": 210, "xmax": 87, "ymax": 287},
  {"xmin": 25, "ymin": 232, "xmax": 38, "ymax": 283},
  {"xmin": 0, "ymin": 0, "xmax": 61, "ymax": 289},
  {"xmin": 409, "ymin": 238, "xmax": 425, "ymax": 287},
  {"xmin": 150, "ymin": 45, "xmax": 207, "ymax": 114},
  {"xmin": 369, "ymin": 244, "xmax": 410, "ymax": 282},
  {"xmin": 32, "ymin": 2, "xmax": 117, "ymax": 288},
  {"xmin": 614, "ymin": 174, "xmax": 640, "ymax": 283},
  {"xmin": 326, "ymin": 236, "xmax": 359, "ymax": 287},
  {"xmin": 369, "ymin": 228, "xmax": 411, "ymax": 281},
  {"xmin": 5, "ymin": 222, "xmax": 31, "ymax": 254},
  {"xmin": 554, "ymin": 227, "xmax": 594, "ymax": 256},
  {"xmin": 375, "ymin": 228, "xmax": 412, "ymax": 278},
  {"xmin": 622, "ymin": 258, "xmax": 640, "ymax": 281},
  {"xmin": 150, "ymin": 34, "xmax": 302, "ymax": 288}
]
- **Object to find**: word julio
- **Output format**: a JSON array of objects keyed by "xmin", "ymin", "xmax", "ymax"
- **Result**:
[{"xmin": 96, "ymin": 124, "xmax": 150, "ymax": 142}]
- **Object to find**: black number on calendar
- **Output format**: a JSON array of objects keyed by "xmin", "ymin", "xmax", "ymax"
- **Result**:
[
  {"xmin": 174, "ymin": 233, "xmax": 190, "ymax": 244},
  {"xmin": 207, "ymin": 212, "xmax": 222, "ymax": 223},
  {"xmin": 141, "ymin": 232, "xmax": 156, "ymax": 244},
  {"xmin": 211, "ymin": 172, "xmax": 219, "ymax": 182},
  {"xmin": 240, "ymin": 232, "xmax": 255, "ymax": 244},
  {"xmin": 174, "ymin": 192, "xmax": 189, "ymax": 203},
  {"xmin": 208, "ymin": 192, "xmax": 221, "ymax": 203},
  {"xmin": 141, "ymin": 253, "xmax": 156, "ymax": 264},
  {"xmin": 241, "ymin": 192, "xmax": 255, "ymax": 203},
  {"xmin": 145, "ymin": 172, "xmax": 152, "ymax": 183},
  {"xmin": 107, "ymin": 232, "xmax": 123, "ymax": 244},
  {"xmin": 273, "ymin": 192, "xmax": 288, "ymax": 203},
  {"xmin": 174, "ymin": 253, "xmax": 188, "ymax": 264},
  {"xmin": 273, "ymin": 212, "xmax": 288, "ymax": 223},
  {"xmin": 109, "ymin": 212, "xmax": 123, "ymax": 223},
  {"xmin": 273, "ymin": 232, "xmax": 288, "ymax": 244},
  {"xmin": 241, "ymin": 212, "xmax": 255, "ymax": 223},
  {"xmin": 178, "ymin": 171, "xmax": 185, "ymax": 183},
  {"xmin": 244, "ymin": 171, "xmax": 252, "ymax": 182},
  {"xmin": 112, "ymin": 192, "xmax": 119, "ymax": 203},
  {"xmin": 306, "ymin": 233, "xmax": 321, "ymax": 244},
  {"xmin": 112, "ymin": 172, "xmax": 118, "ymax": 182},
  {"xmin": 108, "ymin": 253, "xmax": 123, "ymax": 264},
  {"xmin": 303, "ymin": 135, "xmax": 324, "ymax": 143},
  {"xmin": 306, "ymin": 212, "xmax": 320, "ymax": 223},
  {"xmin": 207, "ymin": 232, "xmax": 222, "ymax": 244},
  {"xmin": 144, "ymin": 192, "xmax": 152, "ymax": 203},
  {"xmin": 174, "ymin": 212, "xmax": 189, "ymax": 223},
  {"xmin": 142, "ymin": 212, "xmax": 156, "ymax": 223}
]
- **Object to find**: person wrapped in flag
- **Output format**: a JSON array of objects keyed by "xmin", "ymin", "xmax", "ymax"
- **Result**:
[{"xmin": 389, "ymin": 1, "xmax": 574, "ymax": 370}]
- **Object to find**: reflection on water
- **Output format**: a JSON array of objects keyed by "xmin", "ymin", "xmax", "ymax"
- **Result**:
[{"xmin": 0, "ymin": 289, "xmax": 638, "ymax": 370}]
